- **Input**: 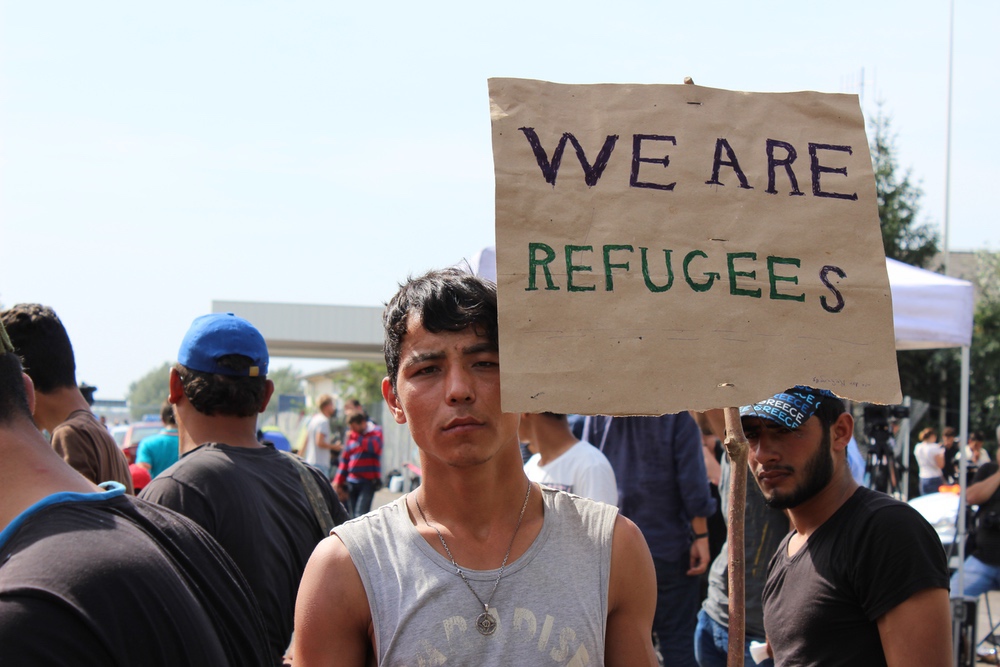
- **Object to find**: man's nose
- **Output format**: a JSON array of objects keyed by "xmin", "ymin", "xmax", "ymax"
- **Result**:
[
  {"xmin": 445, "ymin": 366, "xmax": 475, "ymax": 404},
  {"xmin": 750, "ymin": 436, "xmax": 779, "ymax": 465}
]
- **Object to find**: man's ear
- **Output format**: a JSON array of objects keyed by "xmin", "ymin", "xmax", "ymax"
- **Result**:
[
  {"xmin": 259, "ymin": 379, "xmax": 275, "ymax": 414},
  {"xmin": 830, "ymin": 412, "xmax": 854, "ymax": 451},
  {"xmin": 168, "ymin": 368, "xmax": 184, "ymax": 404},
  {"xmin": 382, "ymin": 377, "xmax": 406, "ymax": 425},
  {"xmin": 22, "ymin": 373, "xmax": 35, "ymax": 416}
]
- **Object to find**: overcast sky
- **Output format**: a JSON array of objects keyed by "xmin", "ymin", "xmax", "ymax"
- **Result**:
[{"xmin": 1, "ymin": 0, "xmax": 996, "ymax": 398}]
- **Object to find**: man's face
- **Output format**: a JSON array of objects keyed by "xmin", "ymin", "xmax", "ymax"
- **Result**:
[
  {"xmin": 382, "ymin": 315, "xmax": 518, "ymax": 469},
  {"xmin": 348, "ymin": 419, "xmax": 366, "ymax": 434},
  {"xmin": 745, "ymin": 415, "xmax": 834, "ymax": 510}
]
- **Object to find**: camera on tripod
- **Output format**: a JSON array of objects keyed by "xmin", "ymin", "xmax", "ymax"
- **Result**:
[{"xmin": 862, "ymin": 405, "xmax": 909, "ymax": 495}]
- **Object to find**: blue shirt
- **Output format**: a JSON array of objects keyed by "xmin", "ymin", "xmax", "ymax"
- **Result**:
[
  {"xmin": 135, "ymin": 429, "xmax": 180, "ymax": 478},
  {"xmin": 571, "ymin": 413, "xmax": 716, "ymax": 561}
]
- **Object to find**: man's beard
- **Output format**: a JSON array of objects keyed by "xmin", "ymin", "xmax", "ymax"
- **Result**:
[{"xmin": 762, "ymin": 428, "xmax": 834, "ymax": 510}]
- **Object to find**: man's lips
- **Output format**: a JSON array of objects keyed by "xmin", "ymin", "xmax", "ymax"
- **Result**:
[
  {"xmin": 442, "ymin": 417, "xmax": 484, "ymax": 432},
  {"xmin": 757, "ymin": 468, "xmax": 793, "ymax": 484}
]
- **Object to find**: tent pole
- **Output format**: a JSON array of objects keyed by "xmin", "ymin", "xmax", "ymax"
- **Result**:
[
  {"xmin": 956, "ymin": 345, "xmax": 970, "ymax": 594},
  {"xmin": 901, "ymin": 396, "xmax": 911, "ymax": 502}
]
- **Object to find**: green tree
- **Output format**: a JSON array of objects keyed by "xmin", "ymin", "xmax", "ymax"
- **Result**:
[
  {"xmin": 268, "ymin": 365, "xmax": 304, "ymax": 397},
  {"xmin": 971, "ymin": 251, "xmax": 1000, "ymax": 437},
  {"xmin": 867, "ymin": 104, "xmax": 950, "ymax": 441},
  {"xmin": 870, "ymin": 105, "xmax": 939, "ymax": 268},
  {"xmin": 127, "ymin": 361, "xmax": 172, "ymax": 419},
  {"xmin": 335, "ymin": 360, "xmax": 387, "ymax": 408},
  {"xmin": 260, "ymin": 365, "xmax": 303, "ymax": 424}
]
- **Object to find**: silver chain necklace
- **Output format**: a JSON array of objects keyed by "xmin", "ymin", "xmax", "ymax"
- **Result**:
[{"xmin": 414, "ymin": 482, "xmax": 532, "ymax": 636}]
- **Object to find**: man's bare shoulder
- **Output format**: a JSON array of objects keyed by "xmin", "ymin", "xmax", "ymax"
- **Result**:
[
  {"xmin": 606, "ymin": 514, "xmax": 658, "ymax": 666},
  {"xmin": 293, "ymin": 535, "xmax": 375, "ymax": 667}
]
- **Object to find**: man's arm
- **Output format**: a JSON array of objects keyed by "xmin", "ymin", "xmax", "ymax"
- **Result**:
[
  {"xmin": 135, "ymin": 441, "xmax": 154, "ymax": 471},
  {"xmin": 604, "ymin": 515, "xmax": 658, "ymax": 667},
  {"xmin": 876, "ymin": 587, "xmax": 952, "ymax": 667},
  {"xmin": 315, "ymin": 431, "xmax": 339, "ymax": 451},
  {"xmin": 967, "ymin": 463, "xmax": 1000, "ymax": 505},
  {"xmin": 292, "ymin": 536, "xmax": 375, "ymax": 667}
]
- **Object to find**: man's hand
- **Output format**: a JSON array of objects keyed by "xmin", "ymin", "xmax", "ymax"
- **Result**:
[
  {"xmin": 687, "ymin": 536, "xmax": 710, "ymax": 575},
  {"xmin": 335, "ymin": 484, "xmax": 349, "ymax": 503}
]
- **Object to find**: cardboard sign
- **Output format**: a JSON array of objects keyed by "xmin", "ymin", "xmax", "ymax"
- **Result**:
[{"xmin": 489, "ymin": 78, "xmax": 901, "ymax": 415}]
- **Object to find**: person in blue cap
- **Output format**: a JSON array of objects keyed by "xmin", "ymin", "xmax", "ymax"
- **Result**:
[
  {"xmin": 140, "ymin": 312, "xmax": 348, "ymax": 665},
  {"xmin": 745, "ymin": 386, "xmax": 951, "ymax": 667}
]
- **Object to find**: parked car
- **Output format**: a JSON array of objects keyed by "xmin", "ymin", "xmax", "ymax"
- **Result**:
[{"xmin": 116, "ymin": 421, "xmax": 164, "ymax": 464}]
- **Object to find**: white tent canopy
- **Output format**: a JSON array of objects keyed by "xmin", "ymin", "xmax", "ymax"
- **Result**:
[{"xmin": 887, "ymin": 257, "xmax": 974, "ymax": 350}]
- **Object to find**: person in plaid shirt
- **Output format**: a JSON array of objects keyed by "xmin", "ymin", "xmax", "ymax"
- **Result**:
[{"xmin": 334, "ymin": 412, "xmax": 383, "ymax": 517}]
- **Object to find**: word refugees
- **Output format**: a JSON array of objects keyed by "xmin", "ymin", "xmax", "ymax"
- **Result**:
[{"xmin": 526, "ymin": 242, "xmax": 847, "ymax": 314}]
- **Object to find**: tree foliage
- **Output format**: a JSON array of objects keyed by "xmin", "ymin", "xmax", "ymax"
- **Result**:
[
  {"xmin": 127, "ymin": 361, "xmax": 172, "ymax": 419},
  {"xmin": 260, "ymin": 365, "xmax": 303, "ymax": 423},
  {"xmin": 128, "ymin": 362, "xmax": 304, "ymax": 422},
  {"xmin": 335, "ymin": 360, "xmax": 387, "ymax": 409},
  {"xmin": 870, "ymin": 105, "xmax": 939, "ymax": 268},
  {"xmin": 971, "ymin": 252, "xmax": 1000, "ymax": 436},
  {"xmin": 268, "ymin": 365, "xmax": 304, "ymax": 397}
]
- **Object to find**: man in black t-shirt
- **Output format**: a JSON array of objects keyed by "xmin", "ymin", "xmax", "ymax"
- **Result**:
[
  {"xmin": 140, "ymin": 313, "xmax": 348, "ymax": 664},
  {"xmin": 743, "ymin": 386, "xmax": 950, "ymax": 667},
  {"xmin": 0, "ymin": 316, "xmax": 270, "ymax": 666},
  {"xmin": 952, "ymin": 454, "xmax": 1000, "ymax": 597}
]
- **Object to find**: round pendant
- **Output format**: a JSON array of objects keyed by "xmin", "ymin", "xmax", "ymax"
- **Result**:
[{"xmin": 476, "ymin": 611, "xmax": 498, "ymax": 636}]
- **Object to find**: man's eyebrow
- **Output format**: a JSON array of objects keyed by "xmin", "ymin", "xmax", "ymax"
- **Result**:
[
  {"xmin": 403, "ymin": 342, "xmax": 497, "ymax": 366},
  {"xmin": 404, "ymin": 350, "xmax": 446, "ymax": 366},
  {"xmin": 462, "ymin": 342, "xmax": 498, "ymax": 356}
]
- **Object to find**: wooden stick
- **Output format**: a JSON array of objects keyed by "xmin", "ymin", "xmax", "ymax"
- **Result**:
[{"xmin": 723, "ymin": 407, "xmax": 749, "ymax": 667}]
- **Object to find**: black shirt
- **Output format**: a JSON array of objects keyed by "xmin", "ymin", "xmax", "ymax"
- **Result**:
[
  {"xmin": 763, "ymin": 487, "xmax": 949, "ymax": 667},
  {"xmin": 0, "ymin": 488, "xmax": 270, "ymax": 666},
  {"xmin": 972, "ymin": 462, "xmax": 1000, "ymax": 565},
  {"xmin": 141, "ymin": 443, "xmax": 349, "ymax": 662}
]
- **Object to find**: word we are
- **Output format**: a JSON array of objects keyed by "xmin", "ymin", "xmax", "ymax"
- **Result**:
[{"xmin": 519, "ymin": 127, "xmax": 858, "ymax": 200}]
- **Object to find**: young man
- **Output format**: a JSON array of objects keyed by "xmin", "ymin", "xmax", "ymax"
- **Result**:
[
  {"xmin": 302, "ymin": 394, "xmax": 341, "ymax": 478},
  {"xmin": 140, "ymin": 313, "xmax": 348, "ymax": 665},
  {"xmin": 519, "ymin": 411, "xmax": 618, "ymax": 505},
  {"xmin": 333, "ymin": 411, "xmax": 384, "ymax": 517},
  {"xmin": 1, "ymin": 304, "xmax": 133, "ymax": 493},
  {"xmin": 0, "ymin": 315, "xmax": 270, "ymax": 665},
  {"xmin": 744, "ymin": 387, "xmax": 951, "ymax": 667},
  {"xmin": 294, "ymin": 269, "xmax": 658, "ymax": 666},
  {"xmin": 952, "ymin": 441, "xmax": 1000, "ymax": 597}
]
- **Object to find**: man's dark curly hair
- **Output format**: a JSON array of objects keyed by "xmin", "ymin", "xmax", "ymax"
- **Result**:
[
  {"xmin": 174, "ymin": 355, "xmax": 268, "ymax": 417},
  {"xmin": 0, "ymin": 304, "xmax": 77, "ymax": 393},
  {"xmin": 0, "ymin": 351, "xmax": 33, "ymax": 426},
  {"xmin": 383, "ymin": 269, "xmax": 498, "ymax": 393}
]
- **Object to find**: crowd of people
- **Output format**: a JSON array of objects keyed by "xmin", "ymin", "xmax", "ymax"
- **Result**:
[{"xmin": 0, "ymin": 271, "xmax": 991, "ymax": 666}]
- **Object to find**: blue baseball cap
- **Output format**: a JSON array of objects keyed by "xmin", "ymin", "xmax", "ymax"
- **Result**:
[
  {"xmin": 740, "ymin": 386, "xmax": 837, "ymax": 431},
  {"xmin": 178, "ymin": 313, "xmax": 268, "ymax": 377}
]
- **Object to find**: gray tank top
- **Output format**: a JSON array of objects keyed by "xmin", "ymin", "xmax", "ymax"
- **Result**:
[{"xmin": 335, "ymin": 485, "xmax": 617, "ymax": 666}]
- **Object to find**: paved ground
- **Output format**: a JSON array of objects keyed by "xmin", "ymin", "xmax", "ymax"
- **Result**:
[{"xmin": 976, "ymin": 591, "xmax": 1000, "ymax": 664}]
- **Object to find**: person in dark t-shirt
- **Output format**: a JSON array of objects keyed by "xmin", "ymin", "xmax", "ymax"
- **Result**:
[
  {"xmin": 952, "ymin": 439, "xmax": 1000, "ymax": 597},
  {"xmin": 0, "ymin": 316, "xmax": 270, "ymax": 666},
  {"xmin": 1, "ymin": 303, "xmax": 133, "ymax": 493},
  {"xmin": 140, "ymin": 313, "xmax": 348, "ymax": 664},
  {"xmin": 744, "ymin": 386, "xmax": 950, "ymax": 667}
]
